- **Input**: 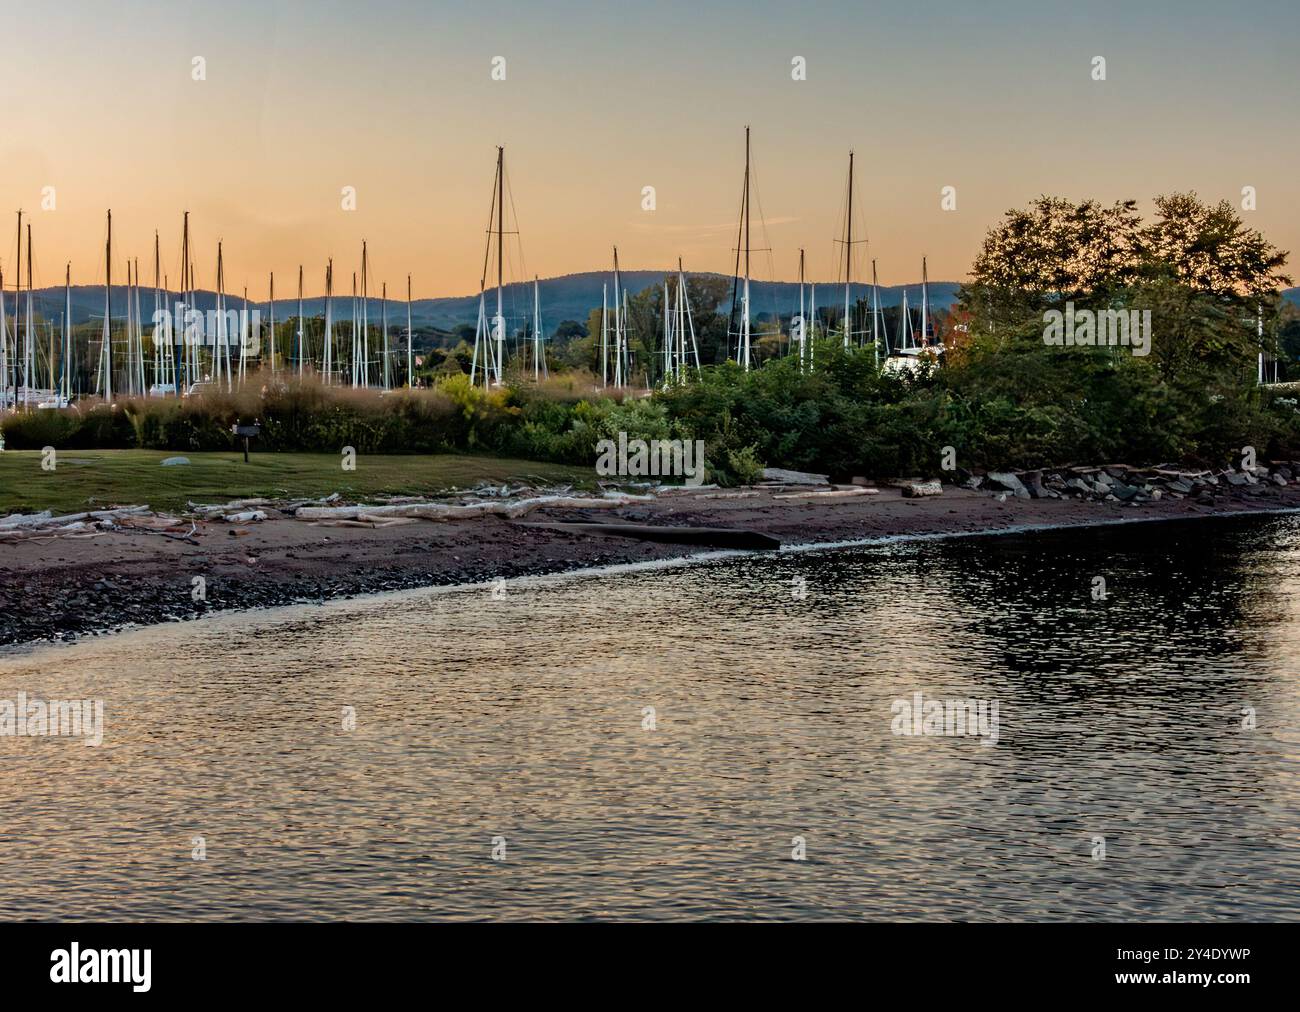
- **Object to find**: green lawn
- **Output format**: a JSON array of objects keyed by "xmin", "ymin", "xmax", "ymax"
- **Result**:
[{"xmin": 0, "ymin": 449, "xmax": 590, "ymax": 515}]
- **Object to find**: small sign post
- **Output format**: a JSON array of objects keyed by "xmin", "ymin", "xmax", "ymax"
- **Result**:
[{"xmin": 232, "ymin": 423, "xmax": 261, "ymax": 464}]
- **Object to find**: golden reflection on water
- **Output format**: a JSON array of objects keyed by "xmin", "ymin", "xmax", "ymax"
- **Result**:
[{"xmin": 1, "ymin": 516, "xmax": 1298, "ymax": 921}]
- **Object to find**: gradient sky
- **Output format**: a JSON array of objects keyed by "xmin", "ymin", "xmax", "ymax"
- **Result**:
[{"xmin": 2, "ymin": 0, "xmax": 1297, "ymax": 298}]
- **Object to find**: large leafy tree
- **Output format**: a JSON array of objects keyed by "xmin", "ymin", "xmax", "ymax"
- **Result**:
[{"xmin": 959, "ymin": 192, "xmax": 1291, "ymax": 376}]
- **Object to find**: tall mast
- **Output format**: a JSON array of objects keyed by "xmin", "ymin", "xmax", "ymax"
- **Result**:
[
  {"xmin": 64, "ymin": 263, "xmax": 72, "ymax": 402},
  {"xmin": 269, "ymin": 271, "xmax": 276, "ymax": 375},
  {"xmin": 495, "ymin": 146, "xmax": 505, "ymax": 384},
  {"xmin": 741, "ymin": 126, "xmax": 751, "ymax": 371},
  {"xmin": 239, "ymin": 285, "xmax": 248, "ymax": 384},
  {"xmin": 180, "ymin": 212, "xmax": 190, "ymax": 388},
  {"xmin": 798, "ymin": 248, "xmax": 806, "ymax": 369},
  {"xmin": 871, "ymin": 258, "xmax": 882, "ymax": 364},
  {"xmin": 101, "ymin": 210, "xmax": 113, "ymax": 402},
  {"xmin": 533, "ymin": 275, "xmax": 542, "ymax": 381},
  {"xmin": 921, "ymin": 256, "xmax": 929, "ymax": 348},
  {"xmin": 1, "ymin": 266, "xmax": 6, "ymax": 409},
  {"xmin": 381, "ymin": 280, "xmax": 389, "ymax": 390},
  {"xmin": 25, "ymin": 222, "xmax": 34, "ymax": 406},
  {"xmin": 215, "ymin": 241, "xmax": 225, "ymax": 389},
  {"xmin": 297, "ymin": 264, "xmax": 304, "ymax": 378},
  {"xmin": 15, "ymin": 210, "xmax": 22, "ymax": 406},
  {"xmin": 844, "ymin": 150, "xmax": 854, "ymax": 348},
  {"xmin": 154, "ymin": 231, "xmax": 167, "ymax": 394},
  {"xmin": 662, "ymin": 277, "xmax": 671, "ymax": 385},
  {"xmin": 600, "ymin": 282, "xmax": 608, "ymax": 387},
  {"xmin": 612, "ymin": 246, "xmax": 622, "ymax": 387},
  {"xmin": 134, "ymin": 257, "xmax": 144, "ymax": 395},
  {"xmin": 323, "ymin": 260, "xmax": 333, "ymax": 384},
  {"xmin": 361, "ymin": 242, "xmax": 369, "ymax": 387},
  {"xmin": 406, "ymin": 274, "xmax": 413, "ymax": 388}
]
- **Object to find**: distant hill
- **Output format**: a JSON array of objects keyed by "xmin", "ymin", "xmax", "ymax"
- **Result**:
[{"xmin": 5, "ymin": 272, "xmax": 962, "ymax": 336}]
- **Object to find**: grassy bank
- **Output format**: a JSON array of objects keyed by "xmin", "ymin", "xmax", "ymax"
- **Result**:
[{"xmin": 0, "ymin": 449, "xmax": 587, "ymax": 515}]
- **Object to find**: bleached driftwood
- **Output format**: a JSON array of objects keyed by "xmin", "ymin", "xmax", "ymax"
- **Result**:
[
  {"xmin": 296, "ymin": 493, "xmax": 649, "ymax": 523},
  {"xmin": 772, "ymin": 487, "xmax": 879, "ymax": 500}
]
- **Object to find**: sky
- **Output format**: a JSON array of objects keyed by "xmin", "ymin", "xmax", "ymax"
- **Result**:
[{"xmin": 1, "ymin": 0, "xmax": 1297, "ymax": 298}]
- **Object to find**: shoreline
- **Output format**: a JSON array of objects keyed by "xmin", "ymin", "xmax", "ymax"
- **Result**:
[{"xmin": 4, "ymin": 483, "xmax": 1300, "ymax": 649}]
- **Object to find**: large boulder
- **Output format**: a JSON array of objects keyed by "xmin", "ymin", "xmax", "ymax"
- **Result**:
[{"xmin": 987, "ymin": 472, "xmax": 1030, "ymax": 499}]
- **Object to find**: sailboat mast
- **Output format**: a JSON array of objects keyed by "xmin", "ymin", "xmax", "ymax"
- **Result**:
[
  {"xmin": 266, "ymin": 272, "xmax": 275, "ymax": 376},
  {"xmin": 16, "ymin": 210, "xmax": 23, "ymax": 406},
  {"xmin": 102, "ymin": 210, "xmax": 113, "ymax": 402},
  {"xmin": 495, "ymin": 146, "xmax": 505, "ymax": 383},
  {"xmin": 798, "ymin": 248, "xmax": 806, "ymax": 369},
  {"xmin": 63, "ymin": 263, "xmax": 71, "ymax": 402},
  {"xmin": 381, "ymin": 280, "xmax": 389, "ymax": 390},
  {"xmin": 297, "ymin": 264, "xmax": 305, "ymax": 378},
  {"xmin": 323, "ymin": 261, "xmax": 333, "ymax": 384},
  {"xmin": 871, "ymin": 258, "xmax": 881, "ymax": 365},
  {"xmin": 612, "ymin": 247, "xmax": 622, "ymax": 387},
  {"xmin": 533, "ymin": 275, "xmax": 541, "ymax": 381},
  {"xmin": 406, "ymin": 274, "xmax": 413, "ymax": 388},
  {"xmin": 844, "ymin": 150, "xmax": 853, "ymax": 348},
  {"xmin": 25, "ymin": 223, "xmax": 34, "ymax": 405},
  {"xmin": 361, "ymin": 242, "xmax": 369, "ymax": 387},
  {"xmin": 742, "ymin": 126, "xmax": 751, "ymax": 371},
  {"xmin": 921, "ymin": 256, "xmax": 929, "ymax": 348}
]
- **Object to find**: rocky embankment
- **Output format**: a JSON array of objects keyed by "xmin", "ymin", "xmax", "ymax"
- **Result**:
[{"xmin": 963, "ymin": 461, "xmax": 1300, "ymax": 506}]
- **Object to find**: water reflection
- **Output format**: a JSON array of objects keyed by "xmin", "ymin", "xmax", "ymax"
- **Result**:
[{"xmin": 1, "ymin": 515, "xmax": 1297, "ymax": 920}]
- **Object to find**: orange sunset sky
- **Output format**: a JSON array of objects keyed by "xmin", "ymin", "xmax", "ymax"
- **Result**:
[{"xmin": 2, "ymin": 0, "xmax": 1297, "ymax": 297}]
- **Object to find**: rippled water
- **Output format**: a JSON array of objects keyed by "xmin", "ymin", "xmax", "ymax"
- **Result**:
[{"xmin": 2, "ymin": 514, "xmax": 1299, "ymax": 921}]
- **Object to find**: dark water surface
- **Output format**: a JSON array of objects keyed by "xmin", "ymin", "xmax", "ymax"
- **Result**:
[{"xmin": 2, "ymin": 514, "xmax": 1298, "ymax": 920}]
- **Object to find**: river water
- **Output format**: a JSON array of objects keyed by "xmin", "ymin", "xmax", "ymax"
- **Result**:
[{"xmin": 2, "ymin": 514, "xmax": 1298, "ymax": 921}]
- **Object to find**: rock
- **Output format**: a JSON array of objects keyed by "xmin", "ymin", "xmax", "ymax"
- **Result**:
[
  {"xmin": 1272, "ymin": 473, "xmax": 1288, "ymax": 486},
  {"xmin": 1065, "ymin": 477, "xmax": 1091, "ymax": 495},
  {"xmin": 160, "ymin": 456, "xmax": 191, "ymax": 466},
  {"xmin": 762, "ymin": 467, "xmax": 829, "ymax": 486},
  {"xmin": 1024, "ymin": 470, "xmax": 1046, "ymax": 498},
  {"xmin": 1168, "ymin": 479, "xmax": 1193, "ymax": 494},
  {"xmin": 902, "ymin": 481, "xmax": 943, "ymax": 498},
  {"xmin": 962, "ymin": 475, "xmax": 985, "ymax": 490},
  {"xmin": 1224, "ymin": 472, "xmax": 1249, "ymax": 487},
  {"xmin": 987, "ymin": 472, "xmax": 1030, "ymax": 498},
  {"xmin": 1111, "ymin": 483, "xmax": 1141, "ymax": 501}
]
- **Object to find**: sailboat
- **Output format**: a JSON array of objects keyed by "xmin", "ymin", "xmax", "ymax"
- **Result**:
[
  {"xmin": 884, "ymin": 258, "xmax": 943, "ymax": 374},
  {"xmin": 664, "ymin": 258, "xmax": 700, "ymax": 384},
  {"xmin": 610, "ymin": 247, "xmax": 629, "ymax": 386}
]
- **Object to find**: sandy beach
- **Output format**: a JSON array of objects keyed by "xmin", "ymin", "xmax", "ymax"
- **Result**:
[{"xmin": 4, "ymin": 479, "xmax": 1299, "ymax": 648}]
